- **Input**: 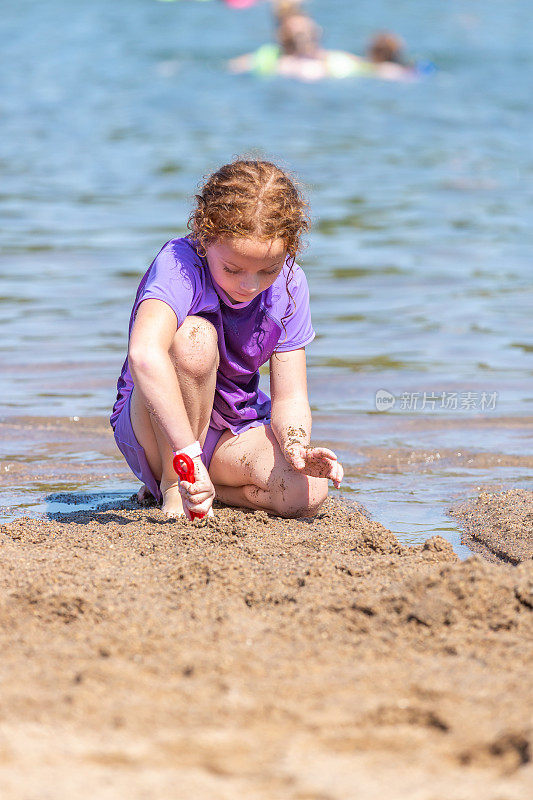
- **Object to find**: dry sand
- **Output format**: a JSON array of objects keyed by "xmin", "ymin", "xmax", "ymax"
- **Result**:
[{"xmin": 0, "ymin": 494, "xmax": 532, "ymax": 799}]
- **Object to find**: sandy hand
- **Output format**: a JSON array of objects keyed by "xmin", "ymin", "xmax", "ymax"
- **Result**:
[
  {"xmin": 284, "ymin": 443, "xmax": 344, "ymax": 489},
  {"xmin": 177, "ymin": 456, "xmax": 216, "ymax": 520}
]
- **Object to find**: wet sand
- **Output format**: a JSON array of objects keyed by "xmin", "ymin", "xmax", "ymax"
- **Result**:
[
  {"xmin": 2, "ymin": 414, "xmax": 532, "ymax": 541},
  {"xmin": 452, "ymin": 489, "xmax": 533, "ymax": 564},
  {"xmin": 0, "ymin": 497, "xmax": 531, "ymax": 798}
]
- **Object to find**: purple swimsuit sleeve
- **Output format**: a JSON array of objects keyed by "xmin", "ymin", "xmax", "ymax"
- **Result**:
[
  {"xmin": 275, "ymin": 267, "xmax": 315, "ymax": 352},
  {"xmin": 139, "ymin": 242, "xmax": 198, "ymax": 327}
]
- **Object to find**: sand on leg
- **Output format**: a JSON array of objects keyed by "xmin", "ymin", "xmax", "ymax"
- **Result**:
[
  {"xmin": 130, "ymin": 315, "xmax": 219, "ymax": 516},
  {"xmin": 209, "ymin": 424, "xmax": 328, "ymax": 518}
]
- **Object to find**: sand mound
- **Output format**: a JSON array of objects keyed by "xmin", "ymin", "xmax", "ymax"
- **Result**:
[
  {"xmin": 452, "ymin": 489, "xmax": 533, "ymax": 563},
  {"xmin": 0, "ymin": 499, "xmax": 531, "ymax": 799}
]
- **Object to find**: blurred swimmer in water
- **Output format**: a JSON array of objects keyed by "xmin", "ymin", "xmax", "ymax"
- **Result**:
[
  {"xmin": 276, "ymin": 2, "xmax": 321, "ymax": 59},
  {"xmin": 229, "ymin": 4, "xmax": 425, "ymax": 81},
  {"xmin": 230, "ymin": 0, "xmax": 364, "ymax": 81},
  {"xmin": 364, "ymin": 31, "xmax": 417, "ymax": 80}
]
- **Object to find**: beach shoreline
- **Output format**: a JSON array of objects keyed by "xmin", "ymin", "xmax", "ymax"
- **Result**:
[{"xmin": 2, "ymin": 413, "xmax": 532, "ymax": 549}]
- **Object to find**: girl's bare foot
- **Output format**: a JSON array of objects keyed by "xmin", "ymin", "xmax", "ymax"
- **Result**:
[
  {"xmin": 137, "ymin": 484, "xmax": 156, "ymax": 507},
  {"xmin": 159, "ymin": 478, "xmax": 185, "ymax": 518}
]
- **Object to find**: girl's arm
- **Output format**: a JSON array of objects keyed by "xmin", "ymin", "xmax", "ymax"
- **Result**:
[
  {"xmin": 128, "ymin": 299, "xmax": 197, "ymax": 450},
  {"xmin": 129, "ymin": 299, "xmax": 216, "ymax": 518},
  {"xmin": 270, "ymin": 348, "xmax": 343, "ymax": 488}
]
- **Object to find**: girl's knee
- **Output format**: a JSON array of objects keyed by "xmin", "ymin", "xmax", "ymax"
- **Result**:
[
  {"xmin": 171, "ymin": 316, "xmax": 219, "ymax": 379},
  {"xmin": 271, "ymin": 474, "xmax": 328, "ymax": 518}
]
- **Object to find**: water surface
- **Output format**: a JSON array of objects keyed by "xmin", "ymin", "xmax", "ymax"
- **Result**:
[{"xmin": 1, "ymin": 0, "xmax": 532, "ymax": 549}]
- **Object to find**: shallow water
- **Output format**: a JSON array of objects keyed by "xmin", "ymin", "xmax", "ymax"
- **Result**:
[{"xmin": 1, "ymin": 1, "xmax": 532, "ymax": 550}]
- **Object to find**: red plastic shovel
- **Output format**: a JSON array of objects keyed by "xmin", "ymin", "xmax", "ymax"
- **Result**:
[{"xmin": 172, "ymin": 452, "xmax": 206, "ymax": 521}]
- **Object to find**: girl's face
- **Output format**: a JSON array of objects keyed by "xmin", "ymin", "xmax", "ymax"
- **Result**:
[{"xmin": 206, "ymin": 237, "xmax": 287, "ymax": 304}]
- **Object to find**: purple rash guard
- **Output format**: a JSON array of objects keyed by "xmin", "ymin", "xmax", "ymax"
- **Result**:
[{"xmin": 110, "ymin": 236, "xmax": 315, "ymax": 444}]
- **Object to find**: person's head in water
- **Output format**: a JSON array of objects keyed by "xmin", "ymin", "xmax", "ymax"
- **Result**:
[
  {"xmin": 188, "ymin": 159, "xmax": 310, "ymax": 305},
  {"xmin": 273, "ymin": 0, "xmax": 305, "ymax": 23},
  {"xmin": 276, "ymin": 8, "xmax": 322, "ymax": 59},
  {"xmin": 368, "ymin": 32, "xmax": 407, "ymax": 65}
]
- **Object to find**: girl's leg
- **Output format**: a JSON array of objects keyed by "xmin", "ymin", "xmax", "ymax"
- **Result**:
[
  {"xmin": 130, "ymin": 316, "xmax": 219, "ymax": 516},
  {"xmin": 209, "ymin": 424, "xmax": 328, "ymax": 518}
]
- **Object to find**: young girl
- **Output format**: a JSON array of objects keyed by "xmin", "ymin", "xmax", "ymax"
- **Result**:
[{"xmin": 110, "ymin": 159, "xmax": 343, "ymax": 520}]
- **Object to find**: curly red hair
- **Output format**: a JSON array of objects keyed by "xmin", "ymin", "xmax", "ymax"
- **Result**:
[{"xmin": 188, "ymin": 159, "xmax": 310, "ymax": 261}]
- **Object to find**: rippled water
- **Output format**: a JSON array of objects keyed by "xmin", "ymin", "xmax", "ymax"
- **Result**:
[{"xmin": 1, "ymin": 0, "xmax": 532, "ymax": 546}]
